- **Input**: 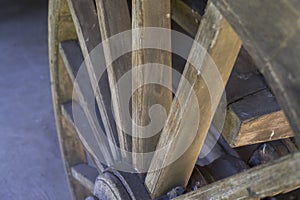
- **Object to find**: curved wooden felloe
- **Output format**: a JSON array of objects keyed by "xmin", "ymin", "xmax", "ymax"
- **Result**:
[{"xmin": 48, "ymin": 0, "xmax": 92, "ymax": 198}]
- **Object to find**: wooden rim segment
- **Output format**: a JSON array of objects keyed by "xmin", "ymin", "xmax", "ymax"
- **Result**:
[{"xmin": 48, "ymin": 0, "xmax": 94, "ymax": 198}]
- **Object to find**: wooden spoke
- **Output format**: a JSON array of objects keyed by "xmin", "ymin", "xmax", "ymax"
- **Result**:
[
  {"xmin": 176, "ymin": 151, "xmax": 300, "ymax": 199},
  {"xmin": 171, "ymin": 5, "xmax": 294, "ymax": 147},
  {"xmin": 67, "ymin": 0, "xmax": 120, "ymax": 159},
  {"xmin": 211, "ymin": 0, "xmax": 300, "ymax": 140},
  {"xmin": 71, "ymin": 164, "xmax": 99, "ymax": 193},
  {"xmin": 145, "ymin": 3, "xmax": 241, "ymax": 198},
  {"xmin": 95, "ymin": 0, "xmax": 132, "ymax": 160},
  {"xmin": 131, "ymin": 0, "xmax": 172, "ymax": 173}
]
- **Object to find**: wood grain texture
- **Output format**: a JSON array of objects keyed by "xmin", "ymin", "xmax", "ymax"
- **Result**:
[
  {"xmin": 67, "ymin": 0, "xmax": 120, "ymax": 159},
  {"xmin": 176, "ymin": 151, "xmax": 300, "ymax": 199},
  {"xmin": 145, "ymin": 3, "xmax": 241, "ymax": 198},
  {"xmin": 132, "ymin": 0, "xmax": 172, "ymax": 173},
  {"xmin": 48, "ymin": 0, "xmax": 91, "ymax": 198},
  {"xmin": 95, "ymin": 0, "xmax": 132, "ymax": 160},
  {"xmin": 223, "ymin": 47, "xmax": 294, "ymax": 147},
  {"xmin": 211, "ymin": 0, "xmax": 300, "ymax": 142},
  {"xmin": 223, "ymin": 89, "xmax": 294, "ymax": 147}
]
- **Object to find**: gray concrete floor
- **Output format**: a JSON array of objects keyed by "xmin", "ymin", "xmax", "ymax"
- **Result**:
[{"xmin": 0, "ymin": 0, "xmax": 72, "ymax": 199}]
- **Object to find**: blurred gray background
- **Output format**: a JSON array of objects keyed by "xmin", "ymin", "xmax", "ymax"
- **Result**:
[{"xmin": 0, "ymin": 0, "xmax": 72, "ymax": 199}]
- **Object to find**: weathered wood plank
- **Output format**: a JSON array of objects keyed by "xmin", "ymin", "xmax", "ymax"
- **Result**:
[
  {"xmin": 211, "ymin": 0, "xmax": 300, "ymax": 141},
  {"xmin": 176, "ymin": 151, "xmax": 300, "ymax": 199},
  {"xmin": 223, "ymin": 89, "xmax": 294, "ymax": 147},
  {"xmin": 171, "ymin": 8, "xmax": 292, "ymax": 148},
  {"xmin": 171, "ymin": 0, "xmax": 201, "ymax": 37},
  {"xmin": 95, "ymin": 0, "xmax": 132, "ymax": 160},
  {"xmin": 145, "ymin": 2, "xmax": 241, "ymax": 198},
  {"xmin": 223, "ymin": 48, "xmax": 294, "ymax": 147},
  {"xmin": 61, "ymin": 101, "xmax": 107, "ymax": 170},
  {"xmin": 71, "ymin": 164, "xmax": 99, "ymax": 193},
  {"xmin": 131, "ymin": 0, "xmax": 172, "ymax": 173},
  {"xmin": 67, "ymin": 0, "xmax": 120, "ymax": 159},
  {"xmin": 171, "ymin": 1, "xmax": 285, "ymax": 147}
]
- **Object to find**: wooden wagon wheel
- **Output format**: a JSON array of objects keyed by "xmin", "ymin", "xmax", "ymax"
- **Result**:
[{"xmin": 49, "ymin": 0, "xmax": 300, "ymax": 199}]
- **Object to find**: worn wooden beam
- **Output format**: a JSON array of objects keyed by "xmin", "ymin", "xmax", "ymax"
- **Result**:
[
  {"xmin": 223, "ymin": 89, "xmax": 294, "ymax": 147},
  {"xmin": 145, "ymin": 2, "xmax": 241, "ymax": 198},
  {"xmin": 172, "ymin": 0, "xmax": 293, "ymax": 147},
  {"xmin": 211, "ymin": 0, "xmax": 300, "ymax": 141},
  {"xmin": 222, "ymin": 48, "xmax": 294, "ymax": 147},
  {"xmin": 172, "ymin": 10, "xmax": 293, "ymax": 148},
  {"xmin": 95, "ymin": 0, "xmax": 132, "ymax": 160},
  {"xmin": 71, "ymin": 164, "xmax": 99, "ymax": 193},
  {"xmin": 171, "ymin": 0, "xmax": 292, "ymax": 148},
  {"xmin": 176, "ymin": 151, "xmax": 300, "ymax": 199},
  {"xmin": 131, "ymin": 0, "xmax": 172, "ymax": 173},
  {"xmin": 67, "ymin": 0, "xmax": 120, "ymax": 159}
]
